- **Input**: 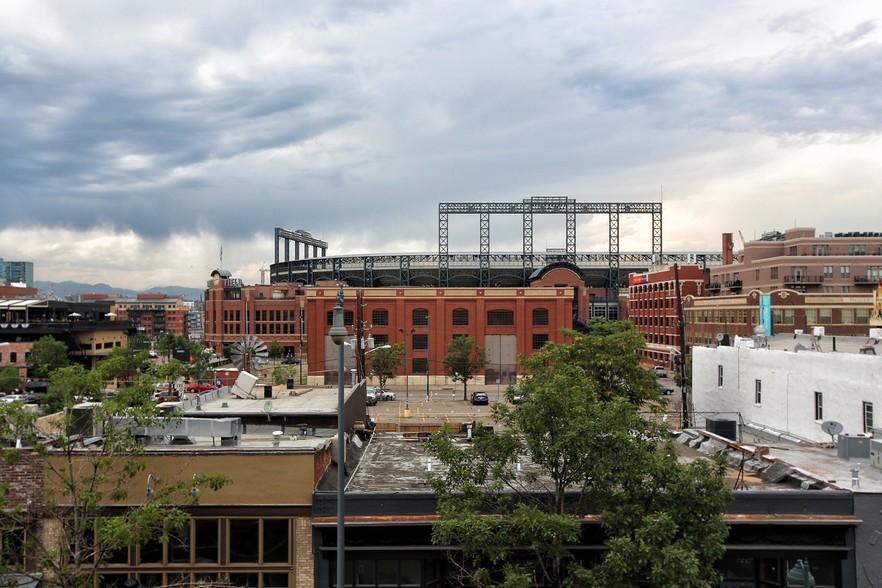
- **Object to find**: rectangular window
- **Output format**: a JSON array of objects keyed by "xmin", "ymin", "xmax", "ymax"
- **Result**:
[
  {"xmin": 770, "ymin": 267, "xmax": 778, "ymax": 279},
  {"xmin": 814, "ymin": 392, "xmax": 823, "ymax": 421},
  {"xmin": 411, "ymin": 334, "xmax": 428, "ymax": 350},
  {"xmin": 755, "ymin": 380, "xmax": 762, "ymax": 405},
  {"xmin": 819, "ymin": 308, "xmax": 832, "ymax": 324},
  {"xmin": 849, "ymin": 244, "xmax": 867, "ymax": 255},
  {"xmin": 372, "ymin": 309, "xmax": 389, "ymax": 326},
  {"xmin": 864, "ymin": 402, "xmax": 874, "ymax": 434},
  {"xmin": 840, "ymin": 265, "xmax": 851, "ymax": 278},
  {"xmin": 717, "ymin": 365, "xmax": 724, "ymax": 387},
  {"xmin": 532, "ymin": 334, "xmax": 549, "ymax": 350},
  {"xmin": 805, "ymin": 309, "xmax": 817, "ymax": 325},
  {"xmin": 841, "ymin": 309, "xmax": 854, "ymax": 324},
  {"xmin": 823, "ymin": 266, "xmax": 833, "ymax": 278},
  {"xmin": 857, "ymin": 309, "xmax": 870, "ymax": 324},
  {"xmin": 412, "ymin": 358, "xmax": 428, "ymax": 374}
]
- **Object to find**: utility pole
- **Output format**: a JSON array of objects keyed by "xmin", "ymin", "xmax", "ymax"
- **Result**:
[{"xmin": 673, "ymin": 263, "xmax": 690, "ymax": 428}]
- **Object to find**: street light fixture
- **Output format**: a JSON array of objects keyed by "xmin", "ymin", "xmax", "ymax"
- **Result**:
[{"xmin": 328, "ymin": 286, "xmax": 348, "ymax": 588}]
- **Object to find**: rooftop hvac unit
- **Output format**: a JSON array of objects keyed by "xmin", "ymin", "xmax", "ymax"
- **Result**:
[
  {"xmin": 871, "ymin": 439, "xmax": 882, "ymax": 471},
  {"xmin": 837, "ymin": 434, "xmax": 871, "ymax": 460},
  {"xmin": 705, "ymin": 418, "xmax": 737, "ymax": 441}
]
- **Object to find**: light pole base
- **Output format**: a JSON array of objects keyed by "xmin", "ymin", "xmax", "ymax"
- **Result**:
[{"xmin": 404, "ymin": 408, "xmax": 411, "ymax": 418}]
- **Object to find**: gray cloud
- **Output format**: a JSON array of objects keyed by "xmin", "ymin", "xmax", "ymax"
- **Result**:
[{"xmin": 0, "ymin": 1, "xmax": 880, "ymax": 289}]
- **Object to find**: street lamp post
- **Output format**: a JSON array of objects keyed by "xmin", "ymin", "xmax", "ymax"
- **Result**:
[
  {"xmin": 398, "ymin": 327, "xmax": 415, "ymax": 412},
  {"xmin": 328, "ymin": 286, "xmax": 349, "ymax": 588}
]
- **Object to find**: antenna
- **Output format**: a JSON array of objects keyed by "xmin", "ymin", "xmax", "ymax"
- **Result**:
[{"xmin": 220, "ymin": 244, "xmax": 223, "ymax": 269}]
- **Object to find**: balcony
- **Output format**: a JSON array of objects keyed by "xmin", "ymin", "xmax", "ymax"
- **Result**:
[
  {"xmin": 706, "ymin": 283, "xmax": 721, "ymax": 292},
  {"xmin": 783, "ymin": 274, "xmax": 823, "ymax": 285},
  {"xmin": 726, "ymin": 280, "xmax": 743, "ymax": 292},
  {"xmin": 854, "ymin": 275, "xmax": 881, "ymax": 285}
]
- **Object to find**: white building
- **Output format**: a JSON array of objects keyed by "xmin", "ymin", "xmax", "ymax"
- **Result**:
[{"xmin": 692, "ymin": 331, "xmax": 882, "ymax": 443}]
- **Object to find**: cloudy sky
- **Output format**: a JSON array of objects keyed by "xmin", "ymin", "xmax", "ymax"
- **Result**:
[{"xmin": 1, "ymin": 1, "xmax": 880, "ymax": 290}]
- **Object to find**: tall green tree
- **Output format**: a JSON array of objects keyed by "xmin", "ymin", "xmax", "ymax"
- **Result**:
[
  {"xmin": 28, "ymin": 335, "xmax": 70, "ymax": 378},
  {"xmin": 0, "ymin": 366, "xmax": 21, "ymax": 392},
  {"xmin": 267, "ymin": 341, "xmax": 285, "ymax": 359},
  {"xmin": 153, "ymin": 358, "xmax": 187, "ymax": 395},
  {"xmin": 42, "ymin": 364, "xmax": 105, "ymax": 413},
  {"xmin": 0, "ymin": 367, "xmax": 230, "ymax": 587},
  {"xmin": 367, "ymin": 343, "xmax": 404, "ymax": 390},
  {"xmin": 441, "ymin": 336, "xmax": 488, "ymax": 401},
  {"xmin": 98, "ymin": 345, "xmax": 150, "ymax": 387},
  {"xmin": 426, "ymin": 320, "xmax": 730, "ymax": 587}
]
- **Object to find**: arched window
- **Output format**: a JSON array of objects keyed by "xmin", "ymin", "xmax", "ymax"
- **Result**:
[{"xmin": 487, "ymin": 310, "xmax": 514, "ymax": 326}]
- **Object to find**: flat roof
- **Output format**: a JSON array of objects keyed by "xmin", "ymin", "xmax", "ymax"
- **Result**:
[
  {"xmin": 740, "ymin": 332, "xmax": 880, "ymax": 355},
  {"xmin": 182, "ymin": 386, "xmax": 344, "ymax": 417}
]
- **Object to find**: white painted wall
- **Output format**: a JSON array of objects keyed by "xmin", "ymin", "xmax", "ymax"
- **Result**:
[{"xmin": 693, "ymin": 345, "xmax": 882, "ymax": 442}]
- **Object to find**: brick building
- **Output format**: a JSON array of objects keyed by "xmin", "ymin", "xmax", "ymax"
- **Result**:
[
  {"xmin": 110, "ymin": 293, "xmax": 190, "ymax": 339},
  {"xmin": 684, "ymin": 229, "xmax": 882, "ymax": 344},
  {"xmin": 203, "ymin": 267, "xmax": 585, "ymax": 386},
  {"xmin": 627, "ymin": 264, "xmax": 707, "ymax": 369}
]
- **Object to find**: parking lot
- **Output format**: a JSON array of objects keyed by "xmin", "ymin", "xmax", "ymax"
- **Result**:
[{"xmin": 367, "ymin": 385, "xmax": 505, "ymax": 428}]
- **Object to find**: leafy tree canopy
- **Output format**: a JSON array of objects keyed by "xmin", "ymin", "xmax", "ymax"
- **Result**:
[
  {"xmin": 520, "ymin": 318, "xmax": 660, "ymax": 406},
  {"xmin": 0, "ymin": 364, "xmax": 231, "ymax": 586},
  {"xmin": 267, "ymin": 341, "xmax": 285, "ymax": 359},
  {"xmin": 29, "ymin": 335, "xmax": 70, "ymax": 378},
  {"xmin": 367, "ymin": 343, "xmax": 404, "ymax": 390},
  {"xmin": 426, "ymin": 319, "xmax": 730, "ymax": 587},
  {"xmin": 441, "ymin": 336, "xmax": 488, "ymax": 401},
  {"xmin": 0, "ymin": 366, "xmax": 20, "ymax": 392}
]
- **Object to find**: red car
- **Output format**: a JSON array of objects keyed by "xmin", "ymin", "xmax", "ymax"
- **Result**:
[{"xmin": 186, "ymin": 383, "xmax": 217, "ymax": 393}]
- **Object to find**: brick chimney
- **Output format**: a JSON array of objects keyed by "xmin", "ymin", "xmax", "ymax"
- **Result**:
[{"xmin": 722, "ymin": 233, "xmax": 734, "ymax": 265}]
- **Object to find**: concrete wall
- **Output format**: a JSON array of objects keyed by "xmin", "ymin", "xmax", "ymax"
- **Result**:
[{"xmin": 693, "ymin": 345, "xmax": 882, "ymax": 442}]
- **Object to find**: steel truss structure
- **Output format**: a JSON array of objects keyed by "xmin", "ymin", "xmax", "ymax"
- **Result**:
[{"xmin": 269, "ymin": 198, "xmax": 718, "ymax": 289}]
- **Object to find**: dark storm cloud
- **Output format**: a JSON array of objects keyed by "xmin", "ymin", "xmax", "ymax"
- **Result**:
[{"xmin": 0, "ymin": 0, "xmax": 880, "ymax": 289}]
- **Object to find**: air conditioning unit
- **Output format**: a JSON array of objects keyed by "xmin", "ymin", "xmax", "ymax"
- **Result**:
[{"xmin": 705, "ymin": 418, "xmax": 737, "ymax": 441}]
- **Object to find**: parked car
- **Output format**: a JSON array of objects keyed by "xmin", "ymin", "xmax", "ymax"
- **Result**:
[
  {"xmin": 282, "ymin": 357, "xmax": 301, "ymax": 364},
  {"xmin": 657, "ymin": 382, "xmax": 675, "ymax": 395},
  {"xmin": 651, "ymin": 365, "xmax": 668, "ymax": 378},
  {"xmin": 154, "ymin": 390, "xmax": 181, "ymax": 403},
  {"xmin": 366, "ymin": 389, "xmax": 379, "ymax": 406},
  {"xmin": 380, "ymin": 389, "xmax": 396, "ymax": 401},
  {"xmin": 2, "ymin": 393, "xmax": 38, "ymax": 404},
  {"xmin": 186, "ymin": 383, "xmax": 217, "ymax": 393},
  {"xmin": 470, "ymin": 392, "xmax": 489, "ymax": 406}
]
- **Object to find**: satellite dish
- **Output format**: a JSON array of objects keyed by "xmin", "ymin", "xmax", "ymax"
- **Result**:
[
  {"xmin": 821, "ymin": 420, "xmax": 843, "ymax": 442},
  {"xmin": 716, "ymin": 333, "xmax": 725, "ymax": 342}
]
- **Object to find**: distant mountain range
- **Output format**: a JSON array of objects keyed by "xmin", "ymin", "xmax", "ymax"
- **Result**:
[{"xmin": 33, "ymin": 280, "xmax": 205, "ymax": 301}]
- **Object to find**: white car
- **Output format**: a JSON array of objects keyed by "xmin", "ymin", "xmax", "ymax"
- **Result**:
[
  {"xmin": 380, "ymin": 389, "xmax": 396, "ymax": 401},
  {"xmin": 651, "ymin": 366, "xmax": 668, "ymax": 378}
]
